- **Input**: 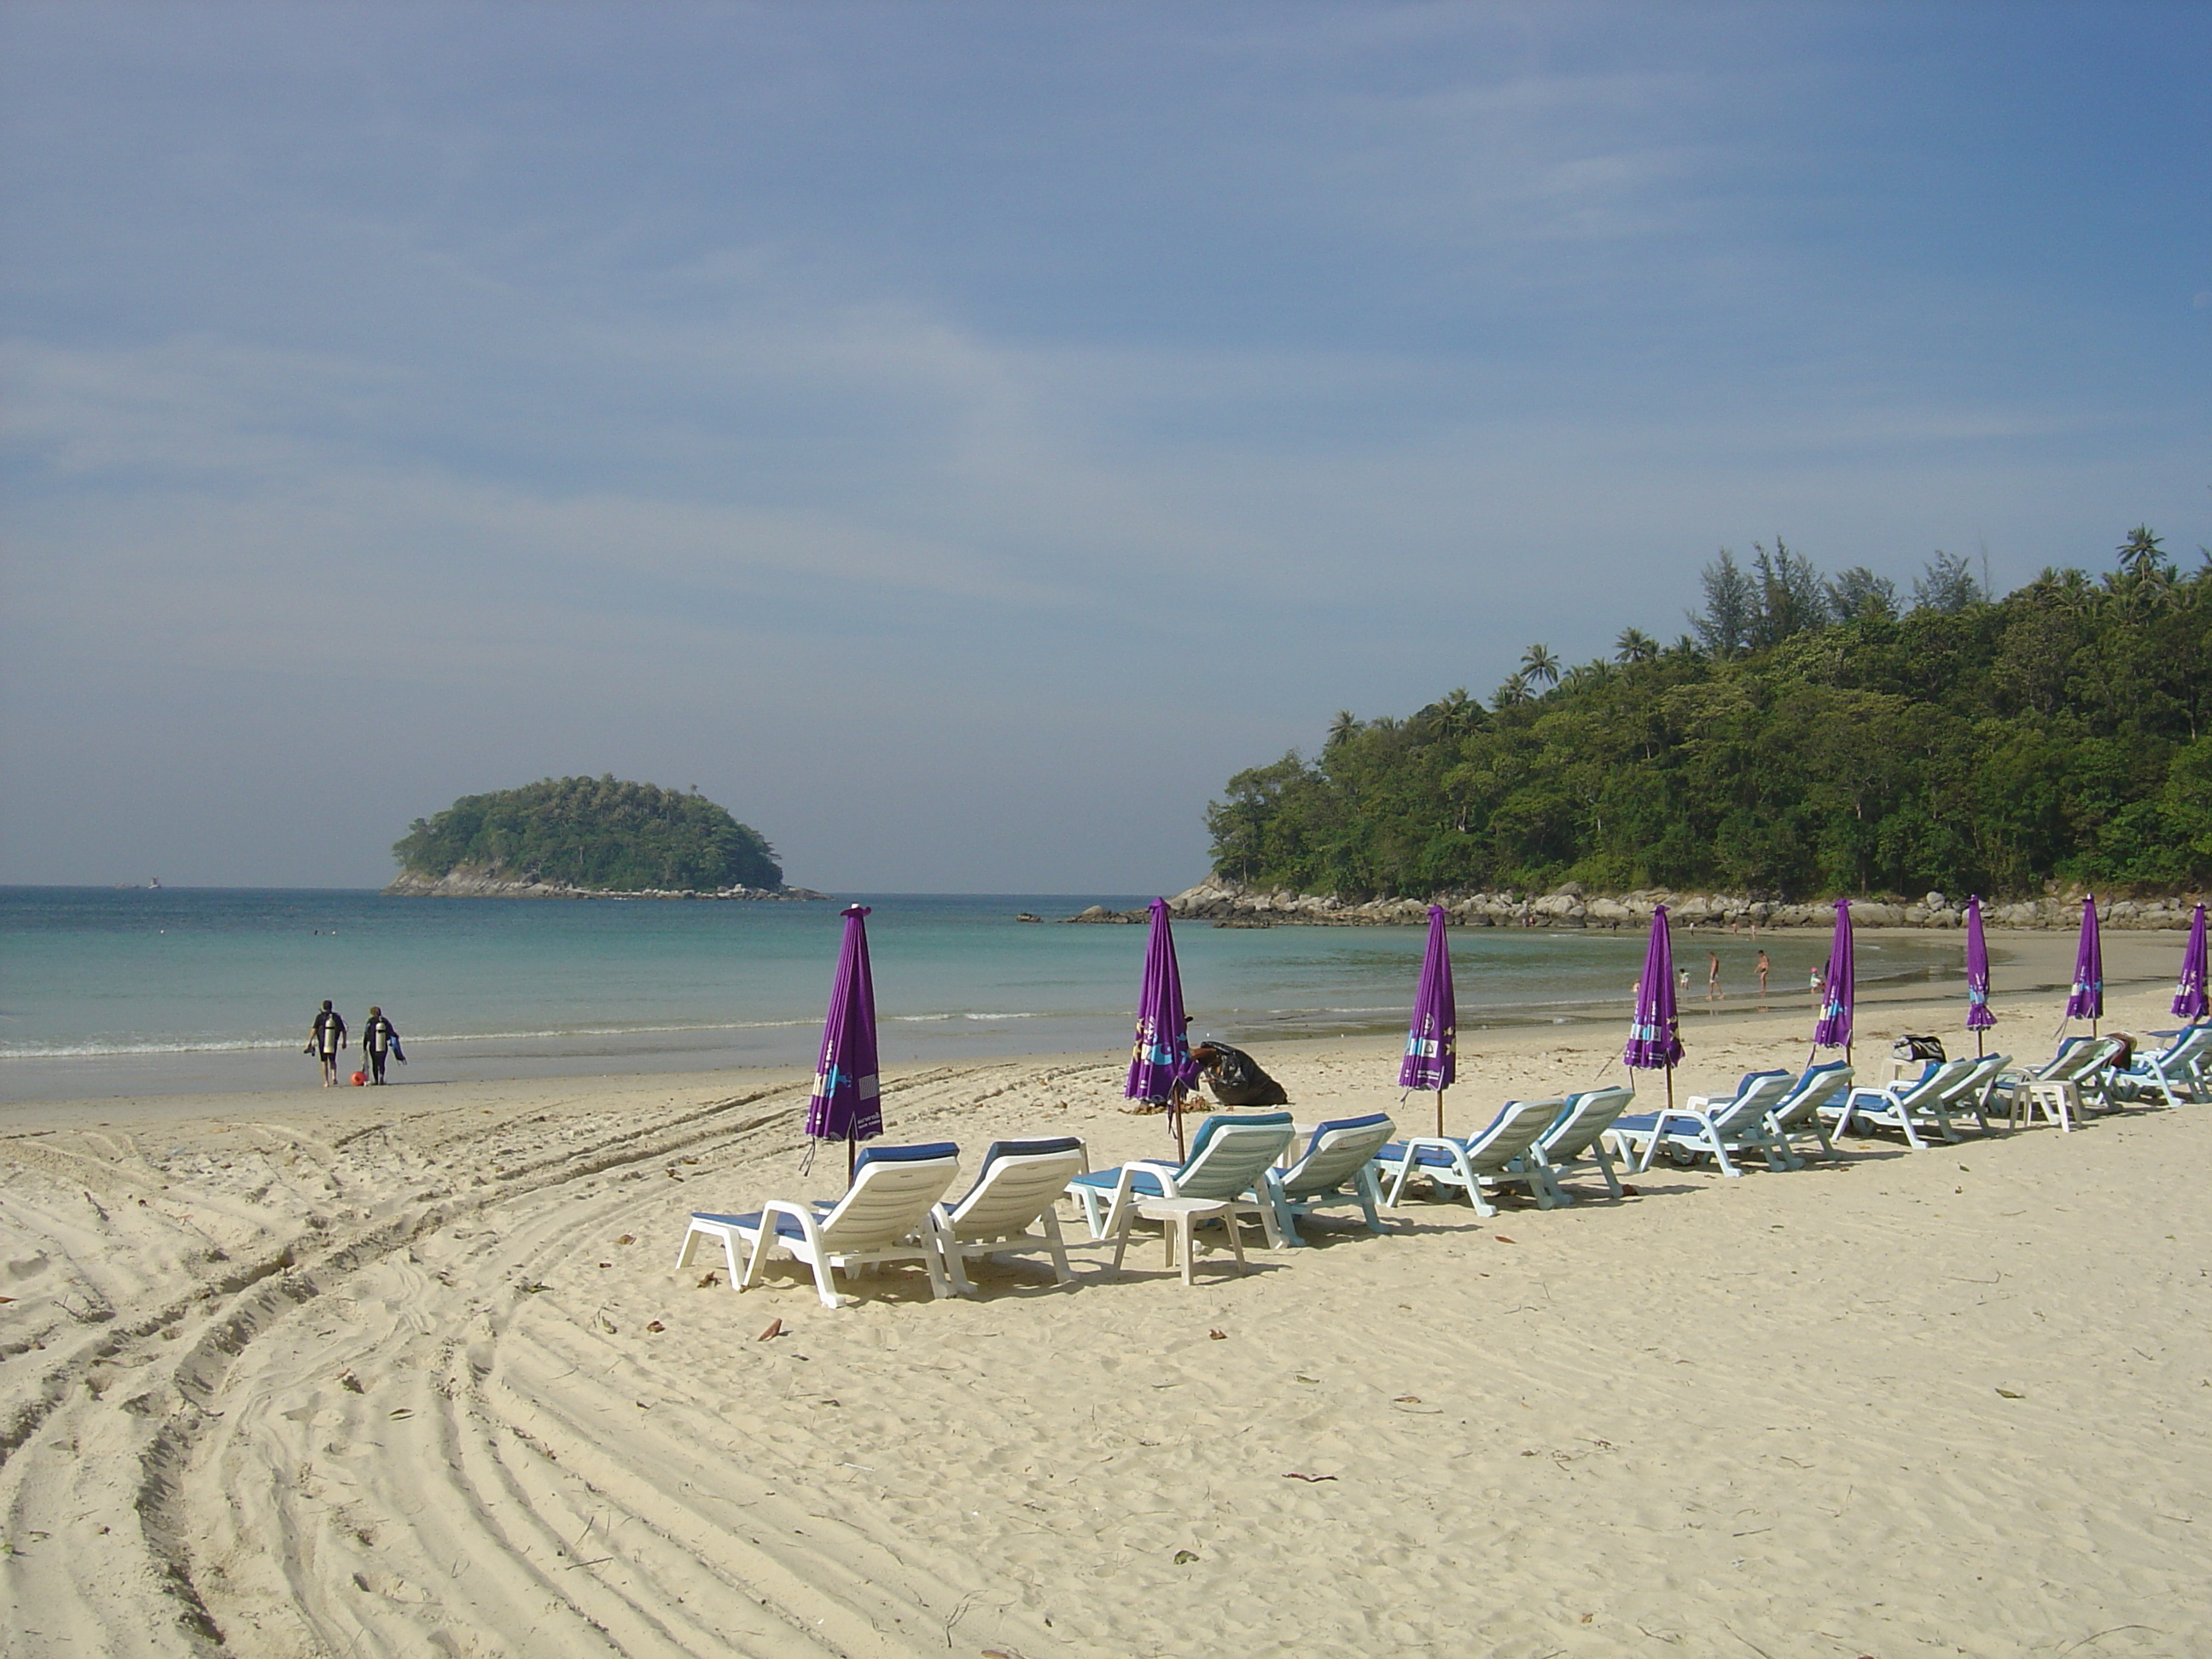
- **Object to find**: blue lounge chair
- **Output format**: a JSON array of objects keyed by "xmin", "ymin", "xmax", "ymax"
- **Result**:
[
  {"xmin": 1825, "ymin": 1057, "xmax": 1979, "ymax": 1148},
  {"xmin": 1529, "ymin": 1086, "xmax": 1635, "ymax": 1200},
  {"xmin": 1988, "ymin": 1036, "xmax": 2124, "ymax": 1129},
  {"xmin": 1605, "ymin": 1070, "xmax": 1796, "ymax": 1177},
  {"xmin": 929, "ymin": 1136, "xmax": 1089, "ymax": 1295},
  {"xmin": 1246, "ymin": 1113, "xmax": 1396, "ymax": 1244},
  {"xmin": 1371, "ymin": 1098, "xmax": 1565, "ymax": 1215},
  {"xmin": 1064, "ymin": 1113, "xmax": 1297, "ymax": 1246},
  {"xmin": 678, "ymin": 1142, "xmax": 962, "ymax": 1310},
  {"xmin": 2111, "ymin": 1025, "xmax": 2212, "ymax": 1107},
  {"xmin": 1765, "ymin": 1062, "xmax": 1854, "ymax": 1161}
]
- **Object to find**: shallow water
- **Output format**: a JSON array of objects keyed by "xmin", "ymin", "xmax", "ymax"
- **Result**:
[{"xmin": 0, "ymin": 887, "xmax": 1969, "ymax": 1099}]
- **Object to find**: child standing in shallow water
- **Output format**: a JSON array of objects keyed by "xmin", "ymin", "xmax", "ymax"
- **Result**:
[{"xmin": 1757, "ymin": 949, "xmax": 1771, "ymax": 998}]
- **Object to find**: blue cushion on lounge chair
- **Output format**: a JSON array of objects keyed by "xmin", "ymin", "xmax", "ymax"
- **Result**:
[
  {"xmin": 979, "ymin": 1136, "xmax": 1083, "ymax": 1167},
  {"xmin": 1188, "ymin": 1110, "xmax": 1292, "ymax": 1160},
  {"xmin": 690, "ymin": 1209, "xmax": 812, "ymax": 1240},
  {"xmin": 1304, "ymin": 1113, "xmax": 1390, "ymax": 1161},
  {"xmin": 1375, "ymin": 1142, "xmax": 1463, "ymax": 1169},
  {"xmin": 852, "ymin": 1141, "xmax": 960, "ymax": 1174}
]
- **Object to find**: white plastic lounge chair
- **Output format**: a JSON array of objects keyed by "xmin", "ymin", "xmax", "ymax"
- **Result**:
[
  {"xmin": 1765, "ymin": 1062, "xmax": 1854, "ymax": 1160},
  {"xmin": 1371, "ymin": 1098, "xmax": 1566, "ymax": 1215},
  {"xmin": 1825, "ymin": 1057, "xmax": 1979, "ymax": 1148},
  {"xmin": 1988, "ymin": 1036, "xmax": 2125, "ymax": 1126},
  {"xmin": 1064, "ymin": 1113, "xmax": 1296, "ymax": 1247},
  {"xmin": 1529, "ymin": 1086, "xmax": 1635, "ymax": 1201},
  {"xmin": 1247, "ymin": 1113, "xmax": 1396, "ymax": 1244},
  {"xmin": 1605, "ymin": 1070, "xmax": 1796, "ymax": 1177},
  {"xmin": 928, "ymin": 1136, "xmax": 1088, "ymax": 1295},
  {"xmin": 678, "ymin": 1141, "xmax": 960, "ymax": 1310},
  {"xmin": 2111, "ymin": 1025, "xmax": 2212, "ymax": 1107}
]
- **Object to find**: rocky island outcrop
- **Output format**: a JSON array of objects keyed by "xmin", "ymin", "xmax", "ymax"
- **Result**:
[{"xmin": 385, "ymin": 776, "xmax": 827, "ymax": 901}]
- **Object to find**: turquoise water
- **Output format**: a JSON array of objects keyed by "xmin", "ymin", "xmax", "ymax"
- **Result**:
[{"xmin": 0, "ymin": 888, "xmax": 1965, "ymax": 1101}]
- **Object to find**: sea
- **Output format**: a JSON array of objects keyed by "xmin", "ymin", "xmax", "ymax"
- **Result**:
[{"xmin": 0, "ymin": 887, "xmax": 1975, "ymax": 1103}]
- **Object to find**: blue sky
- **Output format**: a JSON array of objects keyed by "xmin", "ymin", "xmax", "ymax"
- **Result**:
[{"xmin": 2, "ymin": 2, "xmax": 2207, "ymax": 890}]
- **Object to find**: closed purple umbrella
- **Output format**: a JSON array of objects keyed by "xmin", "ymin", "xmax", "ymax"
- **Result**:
[
  {"xmin": 1400, "ymin": 905, "xmax": 1457, "ymax": 1135},
  {"xmin": 805, "ymin": 904, "xmax": 883, "ymax": 1181},
  {"xmin": 1965, "ymin": 895, "xmax": 1995, "ymax": 1056},
  {"xmin": 2174, "ymin": 903, "xmax": 2209, "ymax": 1022},
  {"xmin": 1126, "ymin": 898, "xmax": 1198, "ymax": 1159},
  {"xmin": 2064, "ymin": 896, "xmax": 2104, "ymax": 1032},
  {"xmin": 1813, "ymin": 900, "xmax": 1854, "ymax": 1057},
  {"xmin": 1624, "ymin": 905, "xmax": 1683, "ymax": 1109}
]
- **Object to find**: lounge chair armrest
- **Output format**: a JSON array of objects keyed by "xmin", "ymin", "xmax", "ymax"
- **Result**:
[{"xmin": 760, "ymin": 1197, "xmax": 828, "ymax": 1254}]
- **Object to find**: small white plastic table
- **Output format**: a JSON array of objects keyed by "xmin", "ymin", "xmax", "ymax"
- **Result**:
[
  {"xmin": 1111, "ymin": 1196, "xmax": 1248, "ymax": 1285},
  {"xmin": 2011, "ymin": 1080, "xmax": 2078, "ymax": 1133}
]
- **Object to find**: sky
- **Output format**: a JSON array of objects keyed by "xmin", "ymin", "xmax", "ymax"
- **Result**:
[{"xmin": 1, "ymin": 2, "xmax": 2207, "ymax": 893}]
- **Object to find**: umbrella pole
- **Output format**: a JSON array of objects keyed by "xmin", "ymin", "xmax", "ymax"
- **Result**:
[
  {"xmin": 1976, "ymin": 1029, "xmax": 1984, "ymax": 1057},
  {"xmin": 1435, "ymin": 1085, "xmax": 1446, "ymax": 1138},
  {"xmin": 1172, "ymin": 1093, "xmax": 1186, "ymax": 1163},
  {"xmin": 1663, "ymin": 1064, "xmax": 1674, "ymax": 1114},
  {"xmin": 847, "ymin": 1129, "xmax": 857, "ymax": 1186}
]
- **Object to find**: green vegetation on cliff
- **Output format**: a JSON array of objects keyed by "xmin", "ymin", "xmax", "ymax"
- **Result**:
[
  {"xmin": 1208, "ymin": 530, "xmax": 2212, "ymax": 900},
  {"xmin": 393, "ymin": 777, "xmax": 782, "ymax": 891}
]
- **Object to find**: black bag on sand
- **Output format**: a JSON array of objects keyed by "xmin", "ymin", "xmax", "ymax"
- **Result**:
[
  {"xmin": 1894, "ymin": 1033, "xmax": 1946, "ymax": 1062},
  {"xmin": 1195, "ymin": 1041, "xmax": 1289, "ymax": 1107}
]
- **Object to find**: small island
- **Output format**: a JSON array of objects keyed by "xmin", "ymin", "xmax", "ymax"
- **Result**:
[{"xmin": 384, "ymin": 776, "xmax": 827, "ymax": 900}]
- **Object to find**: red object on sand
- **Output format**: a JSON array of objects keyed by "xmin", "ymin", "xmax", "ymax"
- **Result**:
[{"xmin": 351, "ymin": 1071, "xmax": 367, "ymax": 1086}]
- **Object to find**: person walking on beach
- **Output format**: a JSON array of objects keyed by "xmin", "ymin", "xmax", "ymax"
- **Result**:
[
  {"xmin": 360, "ymin": 1005, "xmax": 405, "ymax": 1085},
  {"xmin": 1707, "ymin": 951, "xmax": 1723, "ymax": 1000},
  {"xmin": 1756, "ymin": 949, "xmax": 1771, "ymax": 998},
  {"xmin": 307, "ymin": 999, "xmax": 347, "ymax": 1086}
]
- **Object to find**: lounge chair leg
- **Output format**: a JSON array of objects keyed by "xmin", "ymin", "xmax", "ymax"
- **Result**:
[
  {"xmin": 1355, "ymin": 1167, "xmax": 1388, "ymax": 1231},
  {"xmin": 809, "ymin": 1256, "xmax": 845, "ymax": 1310},
  {"xmin": 1040, "ymin": 1210, "xmax": 1074, "ymax": 1285},
  {"xmin": 739, "ymin": 1226, "xmax": 776, "ymax": 1291},
  {"xmin": 1593, "ymin": 1146, "xmax": 1624, "ymax": 1199}
]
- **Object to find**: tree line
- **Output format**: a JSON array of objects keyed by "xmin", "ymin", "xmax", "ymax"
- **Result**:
[
  {"xmin": 1208, "ymin": 529, "xmax": 2212, "ymax": 899},
  {"xmin": 393, "ymin": 776, "xmax": 783, "ymax": 891}
]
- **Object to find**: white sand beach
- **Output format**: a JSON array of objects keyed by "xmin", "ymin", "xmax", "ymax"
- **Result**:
[{"xmin": 3, "ymin": 929, "xmax": 2208, "ymax": 1657}]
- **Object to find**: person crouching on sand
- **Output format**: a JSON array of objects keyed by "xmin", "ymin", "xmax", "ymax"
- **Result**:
[
  {"xmin": 361, "ymin": 1005, "xmax": 405, "ymax": 1085},
  {"xmin": 307, "ymin": 999, "xmax": 347, "ymax": 1086}
]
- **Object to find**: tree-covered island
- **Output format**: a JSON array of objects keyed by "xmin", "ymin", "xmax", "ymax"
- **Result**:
[
  {"xmin": 1208, "ymin": 530, "xmax": 2212, "ymax": 902},
  {"xmin": 387, "ymin": 776, "xmax": 797, "ymax": 897}
]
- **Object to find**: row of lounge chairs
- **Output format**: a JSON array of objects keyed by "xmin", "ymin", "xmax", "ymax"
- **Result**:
[{"xmin": 679, "ymin": 1024, "xmax": 2209, "ymax": 1309}]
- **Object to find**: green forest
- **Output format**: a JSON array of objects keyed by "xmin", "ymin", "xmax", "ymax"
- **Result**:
[
  {"xmin": 1207, "ymin": 529, "xmax": 2212, "ymax": 900},
  {"xmin": 393, "ymin": 777, "xmax": 783, "ymax": 891}
]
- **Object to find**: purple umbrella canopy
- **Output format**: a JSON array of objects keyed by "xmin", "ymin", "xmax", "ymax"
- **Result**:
[
  {"xmin": 2064, "ymin": 897, "xmax": 2104, "ymax": 1024},
  {"xmin": 1126, "ymin": 898, "xmax": 1197, "ymax": 1109},
  {"xmin": 804, "ymin": 905, "xmax": 883, "ymax": 1160},
  {"xmin": 1965, "ymin": 896, "xmax": 1995, "ymax": 1033},
  {"xmin": 2174, "ymin": 903, "xmax": 2209, "ymax": 1022},
  {"xmin": 1812, "ymin": 900, "xmax": 1854, "ymax": 1051},
  {"xmin": 1623, "ymin": 905, "xmax": 1683, "ymax": 1072},
  {"xmin": 1400, "ymin": 905, "xmax": 1457, "ymax": 1133}
]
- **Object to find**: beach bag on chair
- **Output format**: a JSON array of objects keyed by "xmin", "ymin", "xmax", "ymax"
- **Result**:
[{"xmin": 1893, "ymin": 1034, "xmax": 1946, "ymax": 1062}]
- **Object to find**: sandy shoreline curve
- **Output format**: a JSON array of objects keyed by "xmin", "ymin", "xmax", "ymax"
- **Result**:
[{"xmin": 2, "ymin": 928, "xmax": 2206, "ymax": 1656}]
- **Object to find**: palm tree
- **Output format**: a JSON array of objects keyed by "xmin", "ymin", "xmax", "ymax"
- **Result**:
[
  {"xmin": 1615, "ymin": 626, "xmax": 1659, "ymax": 665},
  {"xmin": 1326, "ymin": 709, "xmax": 1360, "ymax": 748},
  {"xmin": 1493, "ymin": 672, "xmax": 1532, "ymax": 709},
  {"xmin": 2116, "ymin": 525, "xmax": 2170, "ymax": 591},
  {"xmin": 1520, "ymin": 643, "xmax": 1560, "ymax": 688}
]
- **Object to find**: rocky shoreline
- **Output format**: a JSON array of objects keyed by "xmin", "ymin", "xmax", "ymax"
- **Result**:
[
  {"xmin": 1058, "ymin": 878, "xmax": 2208, "ymax": 930},
  {"xmin": 383, "ymin": 868, "xmax": 832, "ymax": 901}
]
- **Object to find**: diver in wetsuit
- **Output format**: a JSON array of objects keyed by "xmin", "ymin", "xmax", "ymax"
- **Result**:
[
  {"xmin": 308, "ymin": 1000, "xmax": 347, "ymax": 1086},
  {"xmin": 360, "ymin": 1005, "xmax": 404, "ymax": 1085}
]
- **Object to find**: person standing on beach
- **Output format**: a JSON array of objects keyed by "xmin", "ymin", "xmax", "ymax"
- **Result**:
[
  {"xmin": 1756, "ymin": 950, "xmax": 1771, "ymax": 998},
  {"xmin": 1707, "ymin": 951, "xmax": 1723, "ymax": 1000},
  {"xmin": 308, "ymin": 999, "xmax": 347, "ymax": 1086},
  {"xmin": 360, "ymin": 1005, "xmax": 404, "ymax": 1085}
]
